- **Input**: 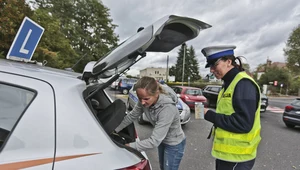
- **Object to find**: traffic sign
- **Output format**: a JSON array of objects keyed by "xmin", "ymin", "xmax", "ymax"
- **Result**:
[{"xmin": 6, "ymin": 17, "xmax": 44, "ymax": 62}]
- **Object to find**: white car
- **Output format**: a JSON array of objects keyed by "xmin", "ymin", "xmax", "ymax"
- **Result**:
[
  {"xmin": 127, "ymin": 84, "xmax": 191, "ymax": 125},
  {"xmin": 0, "ymin": 15, "xmax": 210, "ymax": 169}
]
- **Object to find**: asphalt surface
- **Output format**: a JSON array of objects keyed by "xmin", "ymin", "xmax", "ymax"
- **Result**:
[{"xmin": 135, "ymin": 110, "xmax": 300, "ymax": 170}]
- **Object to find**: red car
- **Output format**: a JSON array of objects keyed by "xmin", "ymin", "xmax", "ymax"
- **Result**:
[{"xmin": 172, "ymin": 86, "xmax": 207, "ymax": 109}]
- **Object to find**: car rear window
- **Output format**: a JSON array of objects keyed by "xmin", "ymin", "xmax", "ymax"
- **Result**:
[
  {"xmin": 185, "ymin": 89, "xmax": 202, "ymax": 95},
  {"xmin": 0, "ymin": 83, "xmax": 35, "ymax": 148},
  {"xmin": 291, "ymin": 99, "xmax": 300, "ymax": 107}
]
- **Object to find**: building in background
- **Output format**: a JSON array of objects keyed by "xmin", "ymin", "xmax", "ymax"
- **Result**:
[
  {"xmin": 256, "ymin": 59, "xmax": 286, "ymax": 80},
  {"xmin": 140, "ymin": 67, "xmax": 167, "ymax": 81}
]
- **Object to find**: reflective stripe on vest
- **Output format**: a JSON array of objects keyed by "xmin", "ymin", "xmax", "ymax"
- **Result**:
[{"xmin": 212, "ymin": 71, "xmax": 261, "ymax": 162}]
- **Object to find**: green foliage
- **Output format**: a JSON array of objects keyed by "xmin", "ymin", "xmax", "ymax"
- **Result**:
[
  {"xmin": 31, "ymin": 0, "xmax": 119, "ymax": 72},
  {"xmin": 31, "ymin": 9, "xmax": 78, "ymax": 69},
  {"xmin": 289, "ymin": 76, "xmax": 300, "ymax": 95},
  {"xmin": 243, "ymin": 63, "xmax": 250, "ymax": 72},
  {"xmin": 284, "ymin": 24, "xmax": 300, "ymax": 74},
  {"xmin": 0, "ymin": 0, "xmax": 33, "ymax": 58},
  {"xmin": 169, "ymin": 45, "xmax": 201, "ymax": 82},
  {"xmin": 258, "ymin": 66, "xmax": 290, "ymax": 86}
]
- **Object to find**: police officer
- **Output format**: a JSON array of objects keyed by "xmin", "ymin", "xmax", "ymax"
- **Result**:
[{"xmin": 201, "ymin": 45, "xmax": 261, "ymax": 170}]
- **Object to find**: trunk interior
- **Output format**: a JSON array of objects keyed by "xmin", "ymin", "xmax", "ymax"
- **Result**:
[{"xmin": 83, "ymin": 84, "xmax": 136, "ymax": 145}]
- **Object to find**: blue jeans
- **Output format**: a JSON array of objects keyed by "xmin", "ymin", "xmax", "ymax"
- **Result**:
[{"xmin": 158, "ymin": 138, "xmax": 186, "ymax": 170}]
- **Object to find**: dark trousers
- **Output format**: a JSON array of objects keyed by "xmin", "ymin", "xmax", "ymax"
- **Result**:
[{"xmin": 216, "ymin": 159, "xmax": 255, "ymax": 170}]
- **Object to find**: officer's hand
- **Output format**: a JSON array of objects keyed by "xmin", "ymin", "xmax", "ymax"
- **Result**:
[{"xmin": 204, "ymin": 108, "xmax": 209, "ymax": 115}]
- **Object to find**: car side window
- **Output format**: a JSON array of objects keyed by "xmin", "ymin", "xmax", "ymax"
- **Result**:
[
  {"xmin": 211, "ymin": 87, "xmax": 220, "ymax": 93},
  {"xmin": 173, "ymin": 87, "xmax": 181, "ymax": 94},
  {"xmin": 0, "ymin": 83, "xmax": 35, "ymax": 149}
]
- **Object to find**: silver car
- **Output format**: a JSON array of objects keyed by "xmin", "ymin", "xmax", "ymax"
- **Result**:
[
  {"xmin": 0, "ymin": 15, "xmax": 210, "ymax": 169},
  {"xmin": 127, "ymin": 84, "xmax": 191, "ymax": 125}
]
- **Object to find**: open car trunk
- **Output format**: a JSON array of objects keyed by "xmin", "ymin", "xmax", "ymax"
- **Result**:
[{"xmin": 83, "ymin": 84, "xmax": 141, "ymax": 154}]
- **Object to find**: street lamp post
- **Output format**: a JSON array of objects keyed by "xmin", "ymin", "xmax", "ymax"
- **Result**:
[{"xmin": 181, "ymin": 43, "xmax": 186, "ymax": 86}]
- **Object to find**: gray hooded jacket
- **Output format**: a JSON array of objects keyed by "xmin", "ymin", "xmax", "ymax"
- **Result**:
[{"xmin": 115, "ymin": 85, "xmax": 185, "ymax": 152}]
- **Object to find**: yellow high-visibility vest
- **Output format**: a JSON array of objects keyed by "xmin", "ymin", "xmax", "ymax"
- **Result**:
[{"xmin": 212, "ymin": 71, "xmax": 261, "ymax": 162}]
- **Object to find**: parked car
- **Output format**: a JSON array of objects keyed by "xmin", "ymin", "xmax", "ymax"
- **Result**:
[
  {"xmin": 110, "ymin": 79, "xmax": 120, "ymax": 90},
  {"xmin": 0, "ymin": 15, "xmax": 210, "ymax": 169},
  {"xmin": 171, "ymin": 86, "xmax": 207, "ymax": 109},
  {"xmin": 118, "ymin": 78, "xmax": 138, "ymax": 94},
  {"xmin": 282, "ymin": 98, "xmax": 300, "ymax": 128},
  {"xmin": 127, "ymin": 84, "xmax": 191, "ymax": 125},
  {"xmin": 202, "ymin": 85, "xmax": 269, "ymax": 112},
  {"xmin": 202, "ymin": 85, "xmax": 222, "ymax": 107},
  {"xmin": 260, "ymin": 93, "xmax": 269, "ymax": 112}
]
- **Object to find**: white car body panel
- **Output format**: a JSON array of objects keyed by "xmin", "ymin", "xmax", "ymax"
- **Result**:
[
  {"xmin": 0, "ymin": 71, "xmax": 55, "ymax": 169},
  {"xmin": 0, "ymin": 61, "xmax": 144, "ymax": 169}
]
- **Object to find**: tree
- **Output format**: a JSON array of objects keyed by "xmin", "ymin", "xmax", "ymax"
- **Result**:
[
  {"xmin": 284, "ymin": 25, "xmax": 300, "ymax": 74},
  {"xmin": 0, "ymin": 0, "xmax": 33, "ymax": 58},
  {"xmin": 185, "ymin": 46, "xmax": 201, "ymax": 81},
  {"xmin": 31, "ymin": 9, "xmax": 78, "ymax": 69},
  {"xmin": 258, "ymin": 66, "xmax": 290, "ymax": 88},
  {"xmin": 169, "ymin": 44, "xmax": 201, "ymax": 82},
  {"xmin": 31, "ymin": 0, "xmax": 119, "ymax": 72}
]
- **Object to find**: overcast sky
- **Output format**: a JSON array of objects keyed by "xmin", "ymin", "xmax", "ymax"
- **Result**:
[{"xmin": 101, "ymin": 0, "xmax": 300, "ymax": 77}]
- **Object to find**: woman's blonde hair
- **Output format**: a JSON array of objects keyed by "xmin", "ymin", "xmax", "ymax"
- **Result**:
[{"xmin": 134, "ymin": 76, "xmax": 166, "ymax": 95}]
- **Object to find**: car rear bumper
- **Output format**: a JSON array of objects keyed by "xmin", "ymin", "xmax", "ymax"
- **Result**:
[
  {"xmin": 283, "ymin": 114, "xmax": 300, "ymax": 125},
  {"xmin": 260, "ymin": 104, "xmax": 268, "ymax": 112},
  {"xmin": 181, "ymin": 117, "xmax": 190, "ymax": 125},
  {"xmin": 180, "ymin": 109, "xmax": 191, "ymax": 125}
]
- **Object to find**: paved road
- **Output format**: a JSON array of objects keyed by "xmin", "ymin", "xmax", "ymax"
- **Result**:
[
  {"xmin": 108, "ymin": 90, "xmax": 300, "ymax": 170},
  {"xmin": 135, "ymin": 110, "xmax": 300, "ymax": 170}
]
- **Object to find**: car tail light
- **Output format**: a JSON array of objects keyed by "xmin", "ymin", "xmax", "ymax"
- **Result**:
[
  {"xmin": 285, "ymin": 105, "xmax": 294, "ymax": 112},
  {"xmin": 120, "ymin": 159, "xmax": 151, "ymax": 170}
]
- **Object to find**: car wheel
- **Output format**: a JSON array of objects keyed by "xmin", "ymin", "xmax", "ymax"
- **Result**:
[
  {"xmin": 138, "ymin": 115, "xmax": 146, "ymax": 124},
  {"xmin": 123, "ymin": 89, "xmax": 128, "ymax": 95},
  {"xmin": 127, "ymin": 99, "xmax": 132, "ymax": 110},
  {"xmin": 285, "ymin": 123, "xmax": 295, "ymax": 128}
]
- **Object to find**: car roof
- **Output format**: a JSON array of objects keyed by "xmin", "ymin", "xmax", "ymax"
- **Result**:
[
  {"xmin": 205, "ymin": 85, "xmax": 222, "ymax": 88},
  {"xmin": 0, "ymin": 59, "xmax": 84, "ymax": 87}
]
